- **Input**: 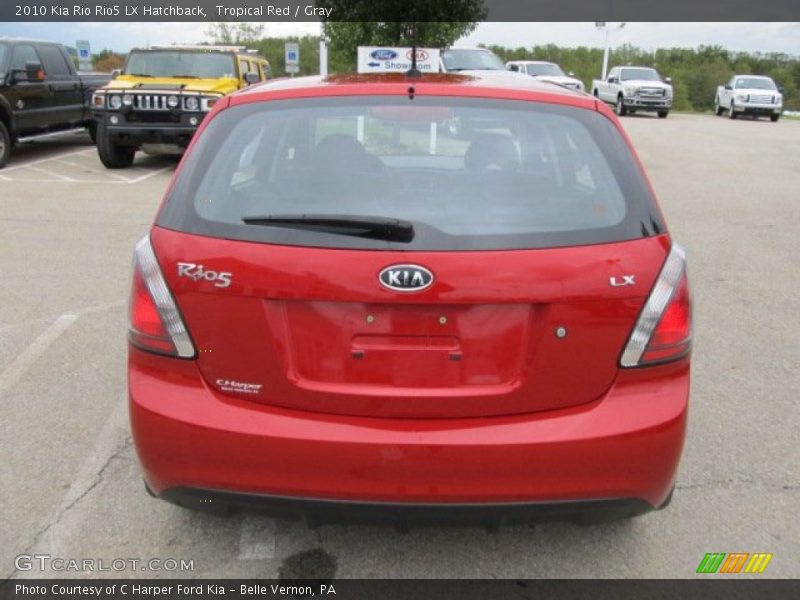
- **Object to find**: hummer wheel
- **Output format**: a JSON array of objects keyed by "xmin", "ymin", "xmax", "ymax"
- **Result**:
[{"xmin": 97, "ymin": 122, "xmax": 135, "ymax": 169}]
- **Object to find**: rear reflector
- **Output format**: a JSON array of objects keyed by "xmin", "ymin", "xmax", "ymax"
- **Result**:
[
  {"xmin": 128, "ymin": 235, "xmax": 195, "ymax": 358},
  {"xmin": 620, "ymin": 244, "xmax": 691, "ymax": 367}
]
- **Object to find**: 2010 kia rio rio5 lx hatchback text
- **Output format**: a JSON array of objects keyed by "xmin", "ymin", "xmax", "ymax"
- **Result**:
[{"xmin": 128, "ymin": 72, "xmax": 692, "ymax": 526}]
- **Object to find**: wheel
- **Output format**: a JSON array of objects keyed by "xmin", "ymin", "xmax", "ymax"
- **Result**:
[
  {"xmin": 87, "ymin": 121, "xmax": 97, "ymax": 144},
  {"xmin": 714, "ymin": 99, "xmax": 723, "ymax": 116},
  {"xmin": 615, "ymin": 95, "xmax": 627, "ymax": 116},
  {"xmin": 657, "ymin": 111, "xmax": 669, "ymax": 119},
  {"xmin": 728, "ymin": 102, "xmax": 737, "ymax": 119},
  {"xmin": 628, "ymin": 109, "xmax": 637, "ymax": 114},
  {"xmin": 0, "ymin": 120, "xmax": 10, "ymax": 169},
  {"xmin": 770, "ymin": 114, "xmax": 780, "ymax": 122},
  {"xmin": 96, "ymin": 122, "xmax": 135, "ymax": 168}
]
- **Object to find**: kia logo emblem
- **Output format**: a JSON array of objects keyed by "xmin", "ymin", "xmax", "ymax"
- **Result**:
[
  {"xmin": 406, "ymin": 49, "xmax": 429, "ymax": 61},
  {"xmin": 379, "ymin": 264, "xmax": 434, "ymax": 292}
]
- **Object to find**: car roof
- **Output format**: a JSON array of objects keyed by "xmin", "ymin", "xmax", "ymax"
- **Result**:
[
  {"xmin": 0, "ymin": 37, "xmax": 63, "ymax": 45},
  {"xmin": 735, "ymin": 74, "xmax": 771, "ymax": 79},
  {"xmin": 446, "ymin": 47, "xmax": 496, "ymax": 52},
  {"xmin": 132, "ymin": 45, "xmax": 266, "ymax": 58},
  {"xmin": 232, "ymin": 71, "xmax": 594, "ymax": 109}
]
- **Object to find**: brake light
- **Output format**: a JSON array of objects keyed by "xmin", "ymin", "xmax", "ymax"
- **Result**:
[
  {"xmin": 128, "ymin": 235, "xmax": 195, "ymax": 358},
  {"xmin": 620, "ymin": 244, "xmax": 691, "ymax": 367}
]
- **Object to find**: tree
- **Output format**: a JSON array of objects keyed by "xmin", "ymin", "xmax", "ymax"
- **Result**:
[
  {"xmin": 316, "ymin": 0, "xmax": 486, "ymax": 72},
  {"xmin": 206, "ymin": 23, "xmax": 265, "ymax": 44},
  {"xmin": 92, "ymin": 49, "xmax": 125, "ymax": 73}
]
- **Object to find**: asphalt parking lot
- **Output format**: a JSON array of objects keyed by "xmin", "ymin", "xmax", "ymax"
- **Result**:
[{"xmin": 1, "ymin": 114, "xmax": 798, "ymax": 579}]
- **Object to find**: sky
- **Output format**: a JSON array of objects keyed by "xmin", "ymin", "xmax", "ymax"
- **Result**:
[{"xmin": 1, "ymin": 22, "xmax": 798, "ymax": 56}]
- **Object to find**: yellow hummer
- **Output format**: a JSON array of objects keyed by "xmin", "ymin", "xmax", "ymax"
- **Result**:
[{"xmin": 91, "ymin": 45, "xmax": 270, "ymax": 168}]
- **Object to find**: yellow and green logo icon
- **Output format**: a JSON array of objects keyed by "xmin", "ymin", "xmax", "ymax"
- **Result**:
[{"xmin": 696, "ymin": 553, "xmax": 773, "ymax": 574}]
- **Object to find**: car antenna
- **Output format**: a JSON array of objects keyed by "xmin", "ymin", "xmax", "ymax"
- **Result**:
[{"xmin": 406, "ymin": 19, "xmax": 422, "ymax": 79}]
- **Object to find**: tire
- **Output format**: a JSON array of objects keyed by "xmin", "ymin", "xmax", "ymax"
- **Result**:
[
  {"xmin": 657, "ymin": 111, "xmax": 669, "ymax": 119},
  {"xmin": 770, "ymin": 114, "xmax": 780, "ymax": 122},
  {"xmin": 87, "ymin": 121, "xmax": 97, "ymax": 144},
  {"xmin": 714, "ymin": 99, "xmax": 723, "ymax": 116},
  {"xmin": 615, "ymin": 95, "xmax": 627, "ymax": 116},
  {"xmin": 728, "ymin": 102, "xmax": 737, "ymax": 120},
  {"xmin": 96, "ymin": 122, "xmax": 135, "ymax": 169},
  {"xmin": 0, "ymin": 120, "xmax": 10, "ymax": 169}
]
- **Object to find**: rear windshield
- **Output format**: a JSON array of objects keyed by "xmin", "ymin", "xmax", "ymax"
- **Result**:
[{"xmin": 158, "ymin": 96, "xmax": 664, "ymax": 251}]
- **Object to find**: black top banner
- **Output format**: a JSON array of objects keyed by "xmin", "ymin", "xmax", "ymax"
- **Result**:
[{"xmin": 1, "ymin": 0, "xmax": 799, "ymax": 22}]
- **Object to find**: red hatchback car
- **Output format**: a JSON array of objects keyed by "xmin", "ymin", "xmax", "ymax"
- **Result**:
[{"xmin": 128, "ymin": 72, "xmax": 691, "ymax": 526}]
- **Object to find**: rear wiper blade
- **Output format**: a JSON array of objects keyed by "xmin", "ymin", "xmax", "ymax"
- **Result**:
[
  {"xmin": 128, "ymin": 73, "xmax": 153, "ymax": 77},
  {"xmin": 242, "ymin": 214, "xmax": 415, "ymax": 243},
  {"xmin": 171, "ymin": 74, "xmax": 200, "ymax": 79}
]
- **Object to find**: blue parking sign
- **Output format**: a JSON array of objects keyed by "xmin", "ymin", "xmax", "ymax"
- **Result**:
[{"xmin": 76, "ymin": 40, "xmax": 92, "ymax": 69}]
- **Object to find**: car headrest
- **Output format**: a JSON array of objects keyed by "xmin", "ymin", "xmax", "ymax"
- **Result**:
[
  {"xmin": 314, "ymin": 134, "xmax": 384, "ymax": 173},
  {"xmin": 464, "ymin": 133, "xmax": 521, "ymax": 172}
]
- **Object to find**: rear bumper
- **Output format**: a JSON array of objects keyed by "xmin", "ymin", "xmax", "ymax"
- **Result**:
[
  {"xmin": 159, "ymin": 487, "xmax": 659, "ymax": 526},
  {"xmin": 129, "ymin": 347, "xmax": 689, "ymax": 516}
]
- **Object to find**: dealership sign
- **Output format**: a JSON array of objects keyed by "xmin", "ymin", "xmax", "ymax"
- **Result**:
[{"xmin": 357, "ymin": 47, "xmax": 441, "ymax": 74}]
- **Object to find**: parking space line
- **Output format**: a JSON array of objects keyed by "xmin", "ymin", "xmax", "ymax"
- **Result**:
[
  {"xmin": 14, "ymin": 396, "xmax": 130, "ymax": 578},
  {"xmin": 1, "ymin": 147, "xmax": 171, "ymax": 184},
  {"xmin": 0, "ymin": 301, "xmax": 124, "ymax": 333},
  {"xmin": 238, "ymin": 515, "xmax": 277, "ymax": 560},
  {"xmin": 126, "ymin": 166, "xmax": 172, "ymax": 184},
  {"xmin": 0, "ymin": 149, "xmax": 92, "ymax": 174},
  {"xmin": 0, "ymin": 177, "xmax": 159, "ymax": 185},
  {"xmin": 25, "ymin": 164, "xmax": 78, "ymax": 182},
  {"xmin": 0, "ymin": 314, "xmax": 78, "ymax": 398},
  {"xmin": 53, "ymin": 158, "xmax": 132, "ymax": 182}
]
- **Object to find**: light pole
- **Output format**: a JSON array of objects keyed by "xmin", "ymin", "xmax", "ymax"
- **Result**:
[
  {"xmin": 319, "ymin": 35, "xmax": 329, "ymax": 77},
  {"xmin": 595, "ymin": 22, "xmax": 626, "ymax": 80}
]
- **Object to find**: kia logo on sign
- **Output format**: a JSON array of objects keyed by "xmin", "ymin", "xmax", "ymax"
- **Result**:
[
  {"xmin": 370, "ymin": 49, "xmax": 398, "ymax": 61},
  {"xmin": 406, "ymin": 49, "xmax": 429, "ymax": 61},
  {"xmin": 379, "ymin": 265, "xmax": 434, "ymax": 292}
]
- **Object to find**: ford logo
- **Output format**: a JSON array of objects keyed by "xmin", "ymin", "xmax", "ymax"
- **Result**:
[
  {"xmin": 370, "ymin": 49, "xmax": 397, "ymax": 61},
  {"xmin": 379, "ymin": 264, "xmax": 434, "ymax": 292}
]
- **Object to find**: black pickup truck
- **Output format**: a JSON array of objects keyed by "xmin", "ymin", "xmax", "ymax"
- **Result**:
[{"xmin": 0, "ymin": 38, "xmax": 111, "ymax": 167}]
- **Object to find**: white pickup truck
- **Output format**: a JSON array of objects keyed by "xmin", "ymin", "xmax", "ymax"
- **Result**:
[
  {"xmin": 591, "ymin": 66, "xmax": 673, "ymax": 118},
  {"xmin": 715, "ymin": 75, "xmax": 783, "ymax": 121}
]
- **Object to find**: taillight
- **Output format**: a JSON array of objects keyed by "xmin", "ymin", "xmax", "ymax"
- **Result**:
[
  {"xmin": 128, "ymin": 235, "xmax": 195, "ymax": 358},
  {"xmin": 620, "ymin": 244, "xmax": 692, "ymax": 367}
]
